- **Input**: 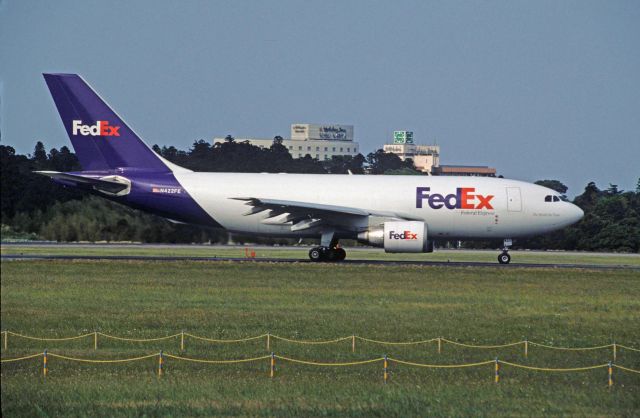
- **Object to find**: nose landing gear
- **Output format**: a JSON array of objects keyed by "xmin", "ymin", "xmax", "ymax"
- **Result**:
[
  {"xmin": 498, "ymin": 252, "xmax": 511, "ymax": 264},
  {"xmin": 498, "ymin": 238, "xmax": 513, "ymax": 264}
]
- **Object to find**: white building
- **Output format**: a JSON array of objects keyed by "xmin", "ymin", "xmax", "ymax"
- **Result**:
[
  {"xmin": 383, "ymin": 131, "xmax": 440, "ymax": 174},
  {"xmin": 213, "ymin": 123, "xmax": 360, "ymax": 160}
]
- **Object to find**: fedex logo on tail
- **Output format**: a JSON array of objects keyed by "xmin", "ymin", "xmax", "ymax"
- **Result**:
[
  {"xmin": 416, "ymin": 187, "xmax": 494, "ymax": 210},
  {"xmin": 72, "ymin": 120, "xmax": 120, "ymax": 137}
]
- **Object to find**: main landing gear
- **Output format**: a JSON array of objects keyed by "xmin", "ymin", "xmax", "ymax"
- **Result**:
[
  {"xmin": 309, "ymin": 246, "xmax": 346, "ymax": 262},
  {"xmin": 309, "ymin": 230, "xmax": 346, "ymax": 262},
  {"xmin": 498, "ymin": 238, "xmax": 513, "ymax": 264}
]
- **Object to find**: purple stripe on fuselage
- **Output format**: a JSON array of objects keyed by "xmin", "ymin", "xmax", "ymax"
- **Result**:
[{"xmin": 56, "ymin": 169, "xmax": 219, "ymax": 228}]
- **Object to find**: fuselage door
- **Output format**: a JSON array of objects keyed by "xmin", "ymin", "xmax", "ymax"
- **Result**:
[{"xmin": 506, "ymin": 187, "xmax": 522, "ymax": 212}]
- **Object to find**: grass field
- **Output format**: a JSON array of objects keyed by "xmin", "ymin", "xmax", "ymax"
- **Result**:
[
  {"xmin": 3, "ymin": 243, "xmax": 640, "ymax": 266},
  {"xmin": 2, "ymin": 259, "xmax": 640, "ymax": 416}
]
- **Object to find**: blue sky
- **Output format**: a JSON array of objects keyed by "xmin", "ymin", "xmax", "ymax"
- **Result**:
[{"xmin": 1, "ymin": 0, "xmax": 638, "ymax": 196}]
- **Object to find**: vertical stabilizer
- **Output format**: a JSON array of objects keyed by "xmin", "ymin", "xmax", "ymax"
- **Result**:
[{"xmin": 43, "ymin": 73, "xmax": 172, "ymax": 172}]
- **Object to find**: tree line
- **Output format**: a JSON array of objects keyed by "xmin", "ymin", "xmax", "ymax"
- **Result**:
[{"xmin": 1, "ymin": 139, "xmax": 638, "ymax": 252}]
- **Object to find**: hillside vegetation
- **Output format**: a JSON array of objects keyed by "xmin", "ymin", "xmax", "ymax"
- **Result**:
[{"xmin": 1, "ymin": 142, "xmax": 638, "ymax": 251}]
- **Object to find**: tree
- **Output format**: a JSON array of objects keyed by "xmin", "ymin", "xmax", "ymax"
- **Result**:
[
  {"xmin": 535, "ymin": 180, "xmax": 568, "ymax": 195},
  {"xmin": 366, "ymin": 149, "xmax": 414, "ymax": 174},
  {"xmin": 605, "ymin": 184, "xmax": 623, "ymax": 195},
  {"xmin": 574, "ymin": 182, "xmax": 601, "ymax": 209},
  {"xmin": 384, "ymin": 167, "xmax": 423, "ymax": 175},
  {"xmin": 48, "ymin": 146, "xmax": 80, "ymax": 172},
  {"xmin": 270, "ymin": 136, "xmax": 289, "ymax": 155},
  {"xmin": 32, "ymin": 141, "xmax": 48, "ymax": 169},
  {"xmin": 322, "ymin": 154, "xmax": 365, "ymax": 174}
]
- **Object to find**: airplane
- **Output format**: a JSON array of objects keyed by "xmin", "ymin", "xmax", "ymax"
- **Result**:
[{"xmin": 37, "ymin": 74, "xmax": 584, "ymax": 264}]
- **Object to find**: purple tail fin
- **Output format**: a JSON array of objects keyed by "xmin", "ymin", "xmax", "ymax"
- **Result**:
[{"xmin": 43, "ymin": 73, "xmax": 169, "ymax": 172}]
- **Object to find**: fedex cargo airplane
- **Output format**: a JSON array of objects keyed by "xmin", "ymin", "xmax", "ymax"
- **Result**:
[{"xmin": 37, "ymin": 74, "xmax": 584, "ymax": 264}]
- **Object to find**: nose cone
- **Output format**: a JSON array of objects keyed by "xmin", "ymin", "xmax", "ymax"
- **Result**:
[{"xmin": 567, "ymin": 203, "xmax": 584, "ymax": 225}]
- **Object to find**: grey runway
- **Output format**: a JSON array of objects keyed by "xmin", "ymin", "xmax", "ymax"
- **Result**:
[{"xmin": 2, "ymin": 253, "xmax": 638, "ymax": 270}]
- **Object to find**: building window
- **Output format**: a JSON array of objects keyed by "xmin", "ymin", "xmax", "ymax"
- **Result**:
[
  {"xmin": 340, "ymin": 148, "xmax": 343, "ymax": 152},
  {"xmin": 332, "ymin": 147, "xmax": 336, "ymax": 152},
  {"xmin": 316, "ymin": 146, "xmax": 319, "ymax": 151},
  {"xmin": 347, "ymin": 148, "xmax": 350, "ymax": 152},
  {"xmin": 289, "ymin": 146, "xmax": 293, "ymax": 150},
  {"xmin": 298, "ymin": 146, "xmax": 302, "ymax": 150},
  {"xmin": 307, "ymin": 146, "xmax": 311, "ymax": 151},
  {"xmin": 315, "ymin": 154, "xmax": 319, "ymax": 159},
  {"xmin": 324, "ymin": 147, "xmax": 328, "ymax": 151},
  {"xmin": 298, "ymin": 153, "xmax": 302, "ymax": 158}
]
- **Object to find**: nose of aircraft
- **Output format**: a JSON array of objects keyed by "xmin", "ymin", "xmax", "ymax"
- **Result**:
[{"xmin": 568, "ymin": 203, "xmax": 584, "ymax": 224}]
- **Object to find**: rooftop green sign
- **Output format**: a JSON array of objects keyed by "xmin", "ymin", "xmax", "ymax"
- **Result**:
[{"xmin": 393, "ymin": 131, "xmax": 414, "ymax": 144}]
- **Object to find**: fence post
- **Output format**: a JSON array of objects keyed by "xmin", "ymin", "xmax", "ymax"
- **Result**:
[
  {"xmin": 524, "ymin": 339, "xmax": 528, "ymax": 358},
  {"xmin": 94, "ymin": 331, "xmax": 98, "ymax": 350},
  {"xmin": 181, "ymin": 331, "xmax": 185, "ymax": 351},
  {"xmin": 270, "ymin": 352, "xmax": 275, "ymax": 378},
  {"xmin": 4, "ymin": 331, "xmax": 7, "ymax": 350},
  {"xmin": 383, "ymin": 355, "xmax": 388, "ymax": 384},
  {"xmin": 158, "ymin": 351, "xmax": 164, "ymax": 377},
  {"xmin": 267, "ymin": 333, "xmax": 270, "ymax": 351},
  {"xmin": 43, "ymin": 349, "xmax": 48, "ymax": 377},
  {"xmin": 608, "ymin": 361, "xmax": 613, "ymax": 387},
  {"xmin": 613, "ymin": 342, "xmax": 616, "ymax": 362},
  {"xmin": 352, "ymin": 335, "xmax": 356, "ymax": 353},
  {"xmin": 494, "ymin": 358, "xmax": 500, "ymax": 383},
  {"xmin": 438, "ymin": 337, "xmax": 442, "ymax": 354}
]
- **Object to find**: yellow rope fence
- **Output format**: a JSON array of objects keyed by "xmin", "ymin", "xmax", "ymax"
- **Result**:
[
  {"xmin": 2, "ymin": 351, "xmax": 639, "ymax": 386},
  {"xmin": 47, "ymin": 352, "xmax": 158, "ymax": 363},
  {"xmin": 2, "ymin": 331, "xmax": 638, "ymax": 363},
  {"xmin": 275, "ymin": 355, "xmax": 384, "ymax": 367},
  {"xmin": 164, "ymin": 353, "xmax": 272, "ymax": 364}
]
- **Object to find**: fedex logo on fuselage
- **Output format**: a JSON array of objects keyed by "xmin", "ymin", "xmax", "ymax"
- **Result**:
[
  {"xmin": 389, "ymin": 230, "xmax": 418, "ymax": 240},
  {"xmin": 72, "ymin": 120, "xmax": 120, "ymax": 137},
  {"xmin": 416, "ymin": 187, "xmax": 494, "ymax": 210}
]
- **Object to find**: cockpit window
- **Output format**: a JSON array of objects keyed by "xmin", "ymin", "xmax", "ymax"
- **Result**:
[
  {"xmin": 545, "ymin": 195, "xmax": 552, "ymax": 202},
  {"xmin": 545, "ymin": 195, "xmax": 563, "ymax": 202},
  {"xmin": 553, "ymin": 196, "xmax": 560, "ymax": 202}
]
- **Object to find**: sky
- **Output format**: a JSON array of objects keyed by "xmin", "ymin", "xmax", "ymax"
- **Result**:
[{"xmin": 1, "ymin": 0, "xmax": 638, "ymax": 196}]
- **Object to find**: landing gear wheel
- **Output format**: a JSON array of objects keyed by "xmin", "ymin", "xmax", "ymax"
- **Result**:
[
  {"xmin": 498, "ymin": 252, "xmax": 511, "ymax": 264},
  {"xmin": 309, "ymin": 246, "xmax": 346, "ymax": 262},
  {"xmin": 309, "ymin": 248, "xmax": 323, "ymax": 262}
]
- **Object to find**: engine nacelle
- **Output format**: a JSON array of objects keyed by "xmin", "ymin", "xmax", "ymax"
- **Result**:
[{"xmin": 357, "ymin": 221, "xmax": 433, "ymax": 253}]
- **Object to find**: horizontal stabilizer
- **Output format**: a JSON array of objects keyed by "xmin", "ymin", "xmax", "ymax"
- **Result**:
[{"xmin": 35, "ymin": 171, "xmax": 130, "ymax": 195}]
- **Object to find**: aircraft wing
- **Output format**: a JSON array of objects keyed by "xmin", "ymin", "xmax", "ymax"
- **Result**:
[
  {"xmin": 35, "ymin": 171, "xmax": 130, "ymax": 195},
  {"xmin": 231, "ymin": 197, "xmax": 419, "ymax": 231}
]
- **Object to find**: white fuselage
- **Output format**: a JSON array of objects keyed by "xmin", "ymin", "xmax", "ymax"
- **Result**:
[{"xmin": 174, "ymin": 173, "xmax": 584, "ymax": 240}]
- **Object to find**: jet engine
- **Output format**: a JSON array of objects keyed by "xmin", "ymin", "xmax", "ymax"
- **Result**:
[{"xmin": 357, "ymin": 221, "xmax": 433, "ymax": 253}]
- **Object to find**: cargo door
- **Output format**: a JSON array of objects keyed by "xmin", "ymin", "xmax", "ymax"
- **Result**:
[{"xmin": 506, "ymin": 187, "xmax": 522, "ymax": 212}]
